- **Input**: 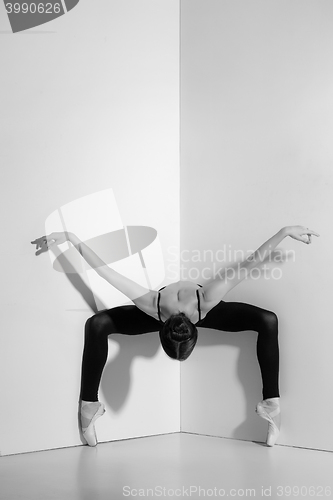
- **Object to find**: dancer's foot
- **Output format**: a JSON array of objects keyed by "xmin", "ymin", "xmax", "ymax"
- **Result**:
[
  {"xmin": 256, "ymin": 397, "xmax": 281, "ymax": 447},
  {"xmin": 80, "ymin": 400, "xmax": 105, "ymax": 447}
]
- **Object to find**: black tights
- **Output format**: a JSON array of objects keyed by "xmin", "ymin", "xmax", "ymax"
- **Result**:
[{"xmin": 79, "ymin": 301, "xmax": 279, "ymax": 402}]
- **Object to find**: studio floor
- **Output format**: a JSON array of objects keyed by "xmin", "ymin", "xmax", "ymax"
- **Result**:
[{"xmin": 0, "ymin": 433, "xmax": 332, "ymax": 500}]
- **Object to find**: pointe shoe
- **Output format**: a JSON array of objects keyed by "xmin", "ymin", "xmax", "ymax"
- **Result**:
[
  {"xmin": 256, "ymin": 399, "xmax": 280, "ymax": 447},
  {"xmin": 80, "ymin": 401, "xmax": 105, "ymax": 447}
]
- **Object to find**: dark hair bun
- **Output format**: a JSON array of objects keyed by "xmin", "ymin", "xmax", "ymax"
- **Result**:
[
  {"xmin": 159, "ymin": 312, "xmax": 198, "ymax": 361},
  {"xmin": 170, "ymin": 318, "xmax": 191, "ymax": 341}
]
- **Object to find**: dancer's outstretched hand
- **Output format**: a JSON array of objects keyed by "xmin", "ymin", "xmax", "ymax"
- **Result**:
[
  {"xmin": 31, "ymin": 232, "xmax": 69, "ymax": 256},
  {"xmin": 284, "ymin": 226, "xmax": 320, "ymax": 244}
]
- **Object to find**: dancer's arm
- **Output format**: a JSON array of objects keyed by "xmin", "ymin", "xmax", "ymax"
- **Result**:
[
  {"xmin": 31, "ymin": 232, "xmax": 157, "ymax": 312},
  {"xmin": 201, "ymin": 225, "xmax": 319, "ymax": 308}
]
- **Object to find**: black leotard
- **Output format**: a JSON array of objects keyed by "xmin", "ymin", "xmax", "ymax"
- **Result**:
[{"xmin": 157, "ymin": 284, "xmax": 202, "ymax": 324}]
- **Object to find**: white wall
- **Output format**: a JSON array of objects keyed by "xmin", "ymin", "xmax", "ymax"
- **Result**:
[
  {"xmin": 180, "ymin": 0, "xmax": 333, "ymax": 451},
  {"xmin": 0, "ymin": 0, "xmax": 180, "ymax": 456},
  {"xmin": 3, "ymin": 0, "xmax": 332, "ymax": 457}
]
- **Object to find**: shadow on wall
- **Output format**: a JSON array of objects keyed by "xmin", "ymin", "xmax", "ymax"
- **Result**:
[
  {"xmin": 44, "ymin": 188, "xmax": 165, "ymax": 312},
  {"xmin": 96, "ymin": 326, "xmax": 266, "ymax": 440},
  {"xmin": 58, "ymin": 251, "xmax": 102, "ymax": 312},
  {"xmin": 193, "ymin": 328, "xmax": 266, "ymax": 442},
  {"xmin": 102, "ymin": 333, "xmax": 161, "ymax": 412}
]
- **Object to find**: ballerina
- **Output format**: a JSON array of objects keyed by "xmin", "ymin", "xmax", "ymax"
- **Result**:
[{"xmin": 32, "ymin": 224, "xmax": 319, "ymax": 447}]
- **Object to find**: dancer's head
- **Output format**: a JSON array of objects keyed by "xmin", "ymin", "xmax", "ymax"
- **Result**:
[{"xmin": 159, "ymin": 312, "xmax": 198, "ymax": 361}]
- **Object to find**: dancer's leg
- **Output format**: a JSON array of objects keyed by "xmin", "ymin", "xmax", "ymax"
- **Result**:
[
  {"xmin": 198, "ymin": 301, "xmax": 279, "ymax": 400},
  {"xmin": 198, "ymin": 300, "xmax": 280, "ymax": 445},
  {"xmin": 80, "ymin": 306, "xmax": 161, "ymax": 402},
  {"xmin": 79, "ymin": 306, "xmax": 161, "ymax": 446}
]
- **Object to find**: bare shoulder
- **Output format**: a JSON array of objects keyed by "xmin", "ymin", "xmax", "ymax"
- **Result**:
[
  {"xmin": 132, "ymin": 290, "xmax": 159, "ymax": 318},
  {"xmin": 199, "ymin": 286, "xmax": 223, "ymax": 315}
]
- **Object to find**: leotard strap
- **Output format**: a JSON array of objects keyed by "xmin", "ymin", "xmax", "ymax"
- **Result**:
[
  {"xmin": 196, "ymin": 288, "xmax": 202, "ymax": 322},
  {"xmin": 157, "ymin": 286, "xmax": 166, "ymax": 323}
]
